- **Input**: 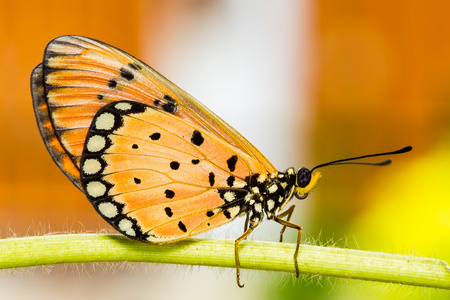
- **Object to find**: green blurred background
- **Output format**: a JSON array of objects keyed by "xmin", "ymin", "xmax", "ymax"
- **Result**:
[{"xmin": 0, "ymin": 1, "xmax": 449, "ymax": 299}]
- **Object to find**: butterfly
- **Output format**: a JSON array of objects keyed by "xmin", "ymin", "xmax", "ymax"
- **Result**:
[{"xmin": 31, "ymin": 35, "xmax": 412, "ymax": 287}]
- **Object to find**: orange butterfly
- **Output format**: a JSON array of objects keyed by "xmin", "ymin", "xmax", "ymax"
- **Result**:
[{"xmin": 31, "ymin": 36, "xmax": 411, "ymax": 287}]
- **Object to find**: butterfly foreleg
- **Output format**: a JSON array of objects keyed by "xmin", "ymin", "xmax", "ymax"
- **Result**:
[{"xmin": 273, "ymin": 207, "xmax": 302, "ymax": 278}]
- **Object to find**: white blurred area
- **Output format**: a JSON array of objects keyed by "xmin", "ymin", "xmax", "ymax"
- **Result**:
[
  {"xmin": 140, "ymin": 0, "xmax": 316, "ymax": 297},
  {"xmin": 4, "ymin": 1, "xmax": 315, "ymax": 299},
  {"xmin": 141, "ymin": 0, "xmax": 316, "ymax": 239}
]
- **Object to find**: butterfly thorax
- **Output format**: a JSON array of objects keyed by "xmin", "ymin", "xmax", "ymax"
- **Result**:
[{"xmin": 231, "ymin": 168, "xmax": 297, "ymax": 228}]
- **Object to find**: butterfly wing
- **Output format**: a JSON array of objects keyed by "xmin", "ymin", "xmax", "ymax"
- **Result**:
[
  {"xmin": 31, "ymin": 35, "xmax": 277, "ymax": 184},
  {"xmin": 80, "ymin": 101, "xmax": 262, "ymax": 242},
  {"xmin": 31, "ymin": 63, "xmax": 82, "ymax": 190},
  {"xmin": 32, "ymin": 35, "xmax": 278, "ymax": 242}
]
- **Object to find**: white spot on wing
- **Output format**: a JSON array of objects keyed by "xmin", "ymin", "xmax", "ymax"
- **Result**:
[
  {"xmin": 233, "ymin": 180, "xmax": 247, "ymax": 188},
  {"xmin": 224, "ymin": 191, "xmax": 235, "ymax": 202},
  {"xmin": 87, "ymin": 135, "xmax": 106, "ymax": 152},
  {"xmin": 227, "ymin": 206, "xmax": 240, "ymax": 218},
  {"xmin": 83, "ymin": 158, "xmax": 102, "ymax": 175},
  {"xmin": 115, "ymin": 102, "xmax": 132, "ymax": 111},
  {"xmin": 95, "ymin": 112, "xmax": 115, "ymax": 130},
  {"xmin": 118, "ymin": 219, "xmax": 136, "ymax": 236},
  {"xmin": 86, "ymin": 181, "xmax": 107, "ymax": 197},
  {"xmin": 98, "ymin": 202, "xmax": 118, "ymax": 218},
  {"xmin": 254, "ymin": 203, "xmax": 262, "ymax": 213}
]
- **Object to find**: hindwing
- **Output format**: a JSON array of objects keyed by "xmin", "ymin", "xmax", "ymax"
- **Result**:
[{"xmin": 80, "ymin": 101, "xmax": 260, "ymax": 242}]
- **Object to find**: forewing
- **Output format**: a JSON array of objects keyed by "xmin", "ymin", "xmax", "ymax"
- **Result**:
[{"xmin": 38, "ymin": 35, "xmax": 277, "ymax": 175}]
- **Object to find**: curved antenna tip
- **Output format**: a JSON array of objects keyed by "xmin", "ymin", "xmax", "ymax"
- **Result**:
[
  {"xmin": 399, "ymin": 146, "xmax": 413, "ymax": 153},
  {"xmin": 379, "ymin": 159, "xmax": 392, "ymax": 166}
]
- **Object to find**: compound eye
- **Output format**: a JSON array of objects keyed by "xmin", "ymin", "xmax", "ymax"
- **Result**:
[{"xmin": 296, "ymin": 167, "xmax": 311, "ymax": 188}]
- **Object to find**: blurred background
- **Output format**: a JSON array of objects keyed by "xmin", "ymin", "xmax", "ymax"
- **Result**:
[{"xmin": 0, "ymin": 0, "xmax": 449, "ymax": 299}]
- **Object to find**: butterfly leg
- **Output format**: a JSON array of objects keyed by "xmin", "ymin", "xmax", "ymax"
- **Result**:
[
  {"xmin": 277, "ymin": 204, "xmax": 296, "ymax": 242},
  {"xmin": 273, "ymin": 211, "xmax": 302, "ymax": 278},
  {"xmin": 235, "ymin": 225, "xmax": 255, "ymax": 288},
  {"xmin": 243, "ymin": 213, "xmax": 250, "ymax": 233}
]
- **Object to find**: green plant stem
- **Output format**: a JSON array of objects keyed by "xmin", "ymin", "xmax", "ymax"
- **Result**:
[{"xmin": 0, "ymin": 234, "xmax": 448, "ymax": 289}]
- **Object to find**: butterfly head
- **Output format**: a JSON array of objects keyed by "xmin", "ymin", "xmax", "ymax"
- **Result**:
[
  {"xmin": 293, "ymin": 146, "xmax": 413, "ymax": 200},
  {"xmin": 294, "ymin": 168, "xmax": 322, "ymax": 199}
]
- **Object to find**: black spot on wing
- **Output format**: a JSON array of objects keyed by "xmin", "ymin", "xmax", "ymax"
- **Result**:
[
  {"xmin": 170, "ymin": 161, "xmax": 180, "ymax": 170},
  {"xmin": 128, "ymin": 62, "xmax": 142, "ymax": 70},
  {"xmin": 206, "ymin": 211, "xmax": 214, "ymax": 217},
  {"xmin": 165, "ymin": 189, "xmax": 175, "ymax": 199},
  {"xmin": 227, "ymin": 155, "xmax": 238, "ymax": 172},
  {"xmin": 150, "ymin": 132, "xmax": 161, "ymax": 140},
  {"xmin": 165, "ymin": 207, "xmax": 173, "ymax": 217},
  {"xmin": 134, "ymin": 177, "xmax": 141, "ymax": 184},
  {"xmin": 227, "ymin": 176, "xmax": 235, "ymax": 187},
  {"xmin": 191, "ymin": 159, "xmax": 200, "ymax": 165},
  {"xmin": 108, "ymin": 79, "xmax": 117, "ymax": 88},
  {"xmin": 132, "ymin": 144, "xmax": 138, "ymax": 149},
  {"xmin": 161, "ymin": 97, "xmax": 177, "ymax": 114},
  {"xmin": 223, "ymin": 210, "xmax": 232, "ymax": 219},
  {"xmin": 97, "ymin": 94, "xmax": 103, "ymax": 100},
  {"xmin": 191, "ymin": 130, "xmax": 204, "ymax": 146},
  {"xmin": 208, "ymin": 172, "xmax": 215, "ymax": 186},
  {"xmin": 178, "ymin": 221, "xmax": 187, "ymax": 232},
  {"xmin": 120, "ymin": 67, "xmax": 134, "ymax": 81}
]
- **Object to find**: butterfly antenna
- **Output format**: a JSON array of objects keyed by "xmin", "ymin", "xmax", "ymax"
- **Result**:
[{"xmin": 311, "ymin": 146, "xmax": 412, "ymax": 172}]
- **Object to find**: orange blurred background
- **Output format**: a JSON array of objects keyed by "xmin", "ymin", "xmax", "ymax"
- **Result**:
[{"xmin": 1, "ymin": 1, "xmax": 449, "ymax": 299}]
